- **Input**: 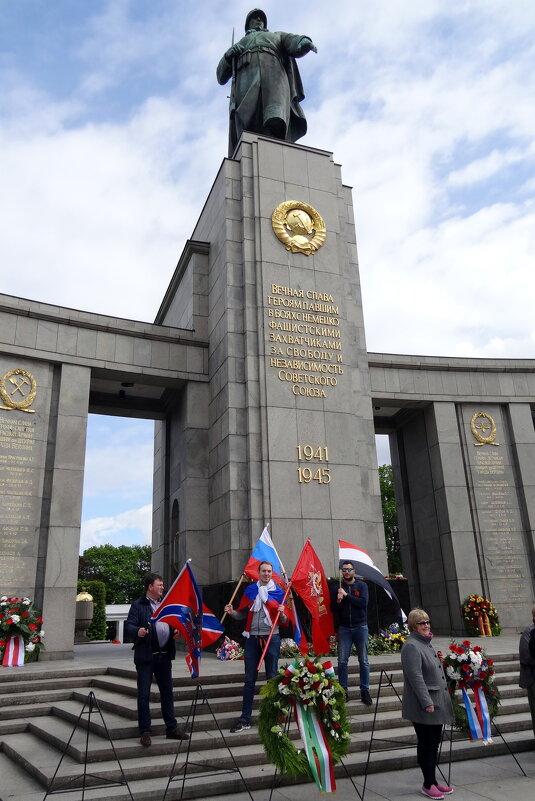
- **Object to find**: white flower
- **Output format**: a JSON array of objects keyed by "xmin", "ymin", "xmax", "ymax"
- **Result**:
[
  {"xmin": 10, "ymin": 614, "xmax": 20, "ymax": 624},
  {"xmin": 39, "ymin": 629, "xmax": 45, "ymax": 638},
  {"xmin": 446, "ymin": 666, "xmax": 456, "ymax": 679},
  {"xmin": 1, "ymin": 596, "xmax": 7, "ymax": 603},
  {"xmin": 25, "ymin": 642, "xmax": 35, "ymax": 652},
  {"xmin": 22, "ymin": 598, "xmax": 31, "ymax": 605}
]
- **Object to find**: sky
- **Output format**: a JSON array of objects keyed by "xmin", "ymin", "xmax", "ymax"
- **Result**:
[{"xmin": 1, "ymin": 0, "xmax": 534, "ymax": 552}]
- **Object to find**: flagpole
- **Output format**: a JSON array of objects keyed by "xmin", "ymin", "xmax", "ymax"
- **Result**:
[
  {"xmin": 221, "ymin": 573, "xmax": 247, "ymax": 622},
  {"xmin": 256, "ymin": 581, "xmax": 292, "ymax": 671}
]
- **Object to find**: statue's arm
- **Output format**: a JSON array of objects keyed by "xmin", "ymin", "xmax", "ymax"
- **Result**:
[
  {"xmin": 280, "ymin": 32, "xmax": 317, "ymax": 58},
  {"xmin": 216, "ymin": 43, "xmax": 245, "ymax": 85}
]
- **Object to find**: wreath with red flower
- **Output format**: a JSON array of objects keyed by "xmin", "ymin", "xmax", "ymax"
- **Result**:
[
  {"xmin": 462, "ymin": 594, "xmax": 500, "ymax": 636},
  {"xmin": 438, "ymin": 640, "xmax": 500, "ymax": 732},
  {"xmin": 0, "ymin": 595, "xmax": 45, "ymax": 664},
  {"xmin": 258, "ymin": 657, "xmax": 350, "ymax": 779}
]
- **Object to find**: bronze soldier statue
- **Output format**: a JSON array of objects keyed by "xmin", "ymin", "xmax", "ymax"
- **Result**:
[{"xmin": 217, "ymin": 9, "xmax": 317, "ymax": 156}]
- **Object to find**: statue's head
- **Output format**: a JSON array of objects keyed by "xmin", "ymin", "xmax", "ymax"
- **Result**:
[{"xmin": 245, "ymin": 9, "xmax": 267, "ymax": 32}]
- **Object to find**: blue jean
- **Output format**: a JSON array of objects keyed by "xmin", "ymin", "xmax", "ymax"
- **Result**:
[
  {"xmin": 241, "ymin": 634, "xmax": 280, "ymax": 722},
  {"xmin": 136, "ymin": 653, "xmax": 177, "ymax": 733},
  {"xmin": 337, "ymin": 625, "xmax": 369, "ymax": 691}
]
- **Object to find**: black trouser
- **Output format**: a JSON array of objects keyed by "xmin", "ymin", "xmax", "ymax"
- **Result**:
[{"xmin": 413, "ymin": 722, "xmax": 443, "ymax": 788}]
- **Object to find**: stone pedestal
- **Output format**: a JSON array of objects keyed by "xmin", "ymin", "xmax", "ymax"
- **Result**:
[{"xmin": 154, "ymin": 134, "xmax": 386, "ymax": 583}]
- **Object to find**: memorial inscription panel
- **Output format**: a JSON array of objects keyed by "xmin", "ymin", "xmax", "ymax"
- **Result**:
[
  {"xmin": 0, "ymin": 365, "xmax": 47, "ymax": 593},
  {"xmin": 464, "ymin": 405, "xmax": 532, "ymax": 618}
]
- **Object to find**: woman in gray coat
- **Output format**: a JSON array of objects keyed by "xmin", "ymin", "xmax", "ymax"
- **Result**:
[{"xmin": 401, "ymin": 609, "xmax": 454, "ymax": 800}]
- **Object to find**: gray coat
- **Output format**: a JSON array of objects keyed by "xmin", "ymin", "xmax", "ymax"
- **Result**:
[{"xmin": 401, "ymin": 632, "xmax": 454, "ymax": 725}]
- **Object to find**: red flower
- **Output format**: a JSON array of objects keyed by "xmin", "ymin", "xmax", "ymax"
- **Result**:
[
  {"xmin": 473, "ymin": 646, "xmax": 482, "ymax": 653},
  {"xmin": 7, "ymin": 619, "xmax": 13, "ymax": 625},
  {"xmin": 487, "ymin": 658, "xmax": 493, "ymax": 666},
  {"xmin": 29, "ymin": 624, "xmax": 37, "ymax": 631},
  {"xmin": 37, "ymin": 617, "xmax": 43, "ymax": 623},
  {"xmin": 22, "ymin": 612, "xmax": 29, "ymax": 618},
  {"xmin": 462, "ymin": 640, "xmax": 471, "ymax": 647},
  {"xmin": 0, "ymin": 640, "xmax": 6, "ymax": 647}
]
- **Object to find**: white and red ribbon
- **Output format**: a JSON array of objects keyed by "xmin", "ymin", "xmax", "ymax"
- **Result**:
[{"xmin": 2, "ymin": 635, "xmax": 25, "ymax": 667}]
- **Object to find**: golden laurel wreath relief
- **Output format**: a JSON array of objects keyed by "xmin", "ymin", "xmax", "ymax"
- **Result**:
[
  {"xmin": 0, "ymin": 368, "xmax": 37, "ymax": 413},
  {"xmin": 271, "ymin": 200, "xmax": 326, "ymax": 255},
  {"xmin": 470, "ymin": 411, "xmax": 499, "ymax": 446}
]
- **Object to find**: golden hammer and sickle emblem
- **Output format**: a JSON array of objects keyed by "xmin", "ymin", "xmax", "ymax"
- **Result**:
[
  {"xmin": 470, "ymin": 412, "xmax": 499, "ymax": 446},
  {"xmin": 272, "ymin": 200, "xmax": 326, "ymax": 255},
  {"xmin": 0, "ymin": 369, "xmax": 37, "ymax": 413}
]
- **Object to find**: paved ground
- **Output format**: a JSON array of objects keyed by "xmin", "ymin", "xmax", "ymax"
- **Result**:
[{"xmin": 2, "ymin": 634, "xmax": 533, "ymax": 801}]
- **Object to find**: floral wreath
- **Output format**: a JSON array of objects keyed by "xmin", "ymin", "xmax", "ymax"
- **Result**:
[
  {"xmin": 0, "ymin": 596, "xmax": 45, "ymax": 666},
  {"xmin": 258, "ymin": 657, "xmax": 350, "ymax": 791},
  {"xmin": 462, "ymin": 594, "xmax": 500, "ymax": 636},
  {"xmin": 438, "ymin": 640, "xmax": 500, "ymax": 741}
]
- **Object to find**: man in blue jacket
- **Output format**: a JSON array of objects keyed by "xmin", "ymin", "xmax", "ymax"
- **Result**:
[
  {"xmin": 125, "ymin": 573, "xmax": 189, "ymax": 746},
  {"xmin": 331, "ymin": 562, "xmax": 372, "ymax": 705}
]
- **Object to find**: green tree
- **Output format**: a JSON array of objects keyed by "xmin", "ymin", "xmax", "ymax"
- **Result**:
[
  {"xmin": 78, "ymin": 544, "xmax": 151, "ymax": 604},
  {"xmin": 379, "ymin": 464, "xmax": 402, "ymax": 575}
]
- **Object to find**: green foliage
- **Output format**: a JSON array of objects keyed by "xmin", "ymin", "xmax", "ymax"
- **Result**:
[
  {"xmin": 258, "ymin": 665, "xmax": 350, "ymax": 779},
  {"xmin": 77, "ymin": 580, "xmax": 106, "ymax": 640},
  {"xmin": 78, "ymin": 544, "xmax": 151, "ymax": 604},
  {"xmin": 379, "ymin": 464, "xmax": 402, "ymax": 574}
]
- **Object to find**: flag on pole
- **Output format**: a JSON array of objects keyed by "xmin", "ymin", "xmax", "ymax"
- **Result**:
[
  {"xmin": 201, "ymin": 603, "xmax": 224, "ymax": 648},
  {"xmin": 290, "ymin": 540, "xmax": 335, "ymax": 655},
  {"xmin": 151, "ymin": 562, "xmax": 203, "ymax": 678},
  {"xmin": 338, "ymin": 539, "xmax": 406, "ymax": 622},
  {"xmin": 244, "ymin": 526, "xmax": 286, "ymax": 585},
  {"xmin": 243, "ymin": 526, "xmax": 309, "ymax": 653}
]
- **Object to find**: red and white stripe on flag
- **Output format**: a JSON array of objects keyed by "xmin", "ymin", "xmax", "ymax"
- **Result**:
[{"xmin": 2, "ymin": 635, "xmax": 25, "ymax": 667}]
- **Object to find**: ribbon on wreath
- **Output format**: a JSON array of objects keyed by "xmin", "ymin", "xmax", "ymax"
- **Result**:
[
  {"xmin": 2, "ymin": 635, "xmax": 25, "ymax": 667},
  {"xmin": 461, "ymin": 683, "xmax": 492, "ymax": 744},
  {"xmin": 283, "ymin": 659, "xmax": 337, "ymax": 792},
  {"xmin": 292, "ymin": 699, "xmax": 335, "ymax": 792}
]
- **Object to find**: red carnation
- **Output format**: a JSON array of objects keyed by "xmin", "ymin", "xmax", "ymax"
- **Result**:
[
  {"xmin": 29, "ymin": 623, "xmax": 37, "ymax": 631},
  {"xmin": 0, "ymin": 640, "xmax": 6, "ymax": 647},
  {"xmin": 462, "ymin": 640, "xmax": 471, "ymax": 647},
  {"xmin": 7, "ymin": 618, "xmax": 13, "ymax": 625},
  {"xmin": 487, "ymin": 658, "xmax": 493, "ymax": 666},
  {"xmin": 37, "ymin": 617, "xmax": 43, "ymax": 623},
  {"xmin": 22, "ymin": 612, "xmax": 29, "ymax": 618}
]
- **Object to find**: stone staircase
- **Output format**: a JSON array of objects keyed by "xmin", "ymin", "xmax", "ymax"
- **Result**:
[{"xmin": 0, "ymin": 653, "xmax": 533, "ymax": 801}]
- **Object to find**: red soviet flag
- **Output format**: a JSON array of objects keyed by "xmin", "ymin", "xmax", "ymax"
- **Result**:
[{"xmin": 290, "ymin": 540, "xmax": 335, "ymax": 655}]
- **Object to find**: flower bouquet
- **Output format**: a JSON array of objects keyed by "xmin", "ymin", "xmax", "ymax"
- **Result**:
[
  {"xmin": 369, "ymin": 622, "xmax": 408, "ymax": 654},
  {"xmin": 279, "ymin": 637, "xmax": 301, "ymax": 658},
  {"xmin": 258, "ymin": 657, "xmax": 350, "ymax": 792},
  {"xmin": 439, "ymin": 640, "xmax": 500, "ymax": 742},
  {"xmin": 216, "ymin": 636, "xmax": 244, "ymax": 660},
  {"xmin": 0, "ymin": 596, "xmax": 45, "ymax": 666},
  {"xmin": 462, "ymin": 594, "xmax": 500, "ymax": 636}
]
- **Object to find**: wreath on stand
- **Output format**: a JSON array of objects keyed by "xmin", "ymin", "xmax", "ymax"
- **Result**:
[
  {"xmin": 461, "ymin": 594, "xmax": 500, "ymax": 636},
  {"xmin": 258, "ymin": 657, "xmax": 350, "ymax": 792},
  {"xmin": 439, "ymin": 640, "xmax": 500, "ymax": 742}
]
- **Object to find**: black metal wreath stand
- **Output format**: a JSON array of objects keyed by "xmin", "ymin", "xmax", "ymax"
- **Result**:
[
  {"xmin": 42, "ymin": 690, "xmax": 134, "ymax": 801},
  {"xmin": 161, "ymin": 683, "xmax": 254, "ymax": 801}
]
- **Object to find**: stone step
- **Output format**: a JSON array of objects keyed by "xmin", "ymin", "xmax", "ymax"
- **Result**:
[{"xmin": 2, "ymin": 722, "xmax": 533, "ymax": 801}]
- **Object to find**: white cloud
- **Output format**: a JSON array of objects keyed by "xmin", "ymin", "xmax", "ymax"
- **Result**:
[{"xmin": 80, "ymin": 504, "xmax": 152, "ymax": 552}]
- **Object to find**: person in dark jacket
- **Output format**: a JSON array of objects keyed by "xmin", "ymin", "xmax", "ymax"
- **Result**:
[
  {"xmin": 518, "ymin": 604, "xmax": 535, "ymax": 736},
  {"xmin": 125, "ymin": 573, "xmax": 188, "ymax": 747},
  {"xmin": 330, "ymin": 562, "xmax": 372, "ymax": 704},
  {"xmin": 401, "ymin": 608, "xmax": 454, "ymax": 800}
]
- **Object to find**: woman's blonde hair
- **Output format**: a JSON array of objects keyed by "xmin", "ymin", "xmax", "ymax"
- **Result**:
[{"xmin": 407, "ymin": 608, "xmax": 429, "ymax": 632}]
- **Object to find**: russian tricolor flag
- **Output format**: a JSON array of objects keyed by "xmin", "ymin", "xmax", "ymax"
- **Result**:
[{"xmin": 244, "ymin": 527, "xmax": 286, "ymax": 586}]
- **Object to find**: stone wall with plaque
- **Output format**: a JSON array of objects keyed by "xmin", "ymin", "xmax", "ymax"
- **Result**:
[
  {"xmin": 460, "ymin": 404, "xmax": 533, "ymax": 628},
  {"xmin": 0, "ymin": 357, "xmax": 91, "ymax": 658},
  {"xmin": 156, "ymin": 133, "xmax": 386, "ymax": 580},
  {"xmin": 0, "ymin": 362, "xmax": 50, "ymax": 594}
]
